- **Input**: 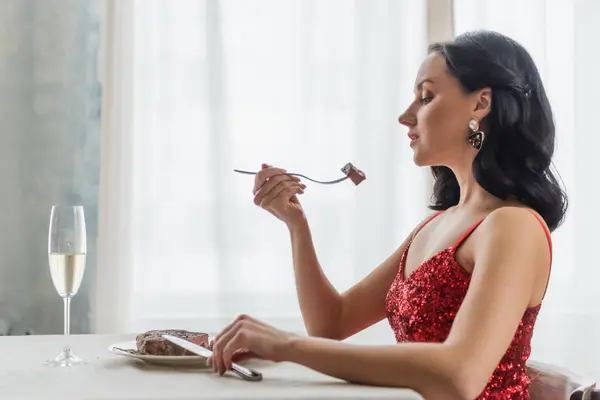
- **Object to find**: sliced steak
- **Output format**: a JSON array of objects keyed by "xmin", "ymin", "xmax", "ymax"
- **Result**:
[
  {"xmin": 136, "ymin": 329, "xmax": 210, "ymax": 356},
  {"xmin": 341, "ymin": 162, "xmax": 366, "ymax": 185}
]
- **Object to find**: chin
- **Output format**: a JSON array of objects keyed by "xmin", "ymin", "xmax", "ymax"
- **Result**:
[
  {"xmin": 412, "ymin": 151, "xmax": 431, "ymax": 167},
  {"xmin": 411, "ymin": 144, "xmax": 442, "ymax": 167}
]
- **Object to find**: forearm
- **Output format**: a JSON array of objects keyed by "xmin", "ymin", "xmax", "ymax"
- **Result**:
[
  {"xmin": 288, "ymin": 219, "xmax": 342, "ymax": 338},
  {"xmin": 284, "ymin": 336, "xmax": 469, "ymax": 399}
]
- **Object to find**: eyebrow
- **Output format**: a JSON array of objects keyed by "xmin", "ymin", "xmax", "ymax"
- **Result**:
[{"xmin": 415, "ymin": 78, "xmax": 434, "ymax": 90}]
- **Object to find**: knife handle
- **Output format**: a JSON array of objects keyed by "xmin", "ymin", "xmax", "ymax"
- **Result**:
[{"xmin": 231, "ymin": 362, "xmax": 263, "ymax": 381}]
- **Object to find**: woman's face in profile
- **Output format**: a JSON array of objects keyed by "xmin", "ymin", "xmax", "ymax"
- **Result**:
[{"xmin": 398, "ymin": 53, "xmax": 481, "ymax": 167}]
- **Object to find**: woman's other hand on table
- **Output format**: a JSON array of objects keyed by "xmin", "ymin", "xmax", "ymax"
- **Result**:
[{"xmin": 207, "ymin": 314, "xmax": 298, "ymax": 376}]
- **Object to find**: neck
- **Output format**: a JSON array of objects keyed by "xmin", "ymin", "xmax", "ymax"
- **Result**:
[{"xmin": 451, "ymin": 165, "xmax": 503, "ymax": 209}]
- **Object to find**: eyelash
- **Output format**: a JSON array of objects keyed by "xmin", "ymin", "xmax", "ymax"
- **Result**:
[{"xmin": 420, "ymin": 96, "xmax": 433, "ymax": 105}]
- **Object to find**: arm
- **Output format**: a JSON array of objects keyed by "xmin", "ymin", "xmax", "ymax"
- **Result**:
[
  {"xmin": 290, "ymin": 215, "xmax": 426, "ymax": 340},
  {"xmin": 253, "ymin": 164, "xmax": 430, "ymax": 340},
  {"xmin": 283, "ymin": 207, "xmax": 551, "ymax": 399}
]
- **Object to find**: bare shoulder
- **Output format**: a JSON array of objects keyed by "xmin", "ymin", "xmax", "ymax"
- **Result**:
[
  {"xmin": 478, "ymin": 206, "xmax": 550, "ymax": 243},
  {"xmin": 473, "ymin": 206, "xmax": 551, "ymax": 287}
]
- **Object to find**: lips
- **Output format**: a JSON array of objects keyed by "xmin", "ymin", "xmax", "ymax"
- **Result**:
[{"xmin": 407, "ymin": 133, "xmax": 419, "ymax": 146}]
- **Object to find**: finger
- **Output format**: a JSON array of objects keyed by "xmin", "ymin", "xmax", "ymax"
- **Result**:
[
  {"xmin": 211, "ymin": 319, "xmax": 241, "ymax": 373},
  {"xmin": 213, "ymin": 332, "xmax": 232, "ymax": 375},
  {"xmin": 260, "ymin": 182, "xmax": 305, "ymax": 208},
  {"xmin": 254, "ymin": 173, "xmax": 300, "ymax": 198},
  {"xmin": 212, "ymin": 315, "xmax": 258, "ymax": 375},
  {"xmin": 253, "ymin": 167, "xmax": 287, "ymax": 194},
  {"xmin": 255, "ymin": 179, "xmax": 303, "ymax": 207},
  {"xmin": 221, "ymin": 330, "xmax": 251, "ymax": 372},
  {"xmin": 253, "ymin": 174, "xmax": 297, "ymax": 204},
  {"xmin": 232, "ymin": 314, "xmax": 271, "ymax": 328},
  {"xmin": 211, "ymin": 334, "xmax": 233, "ymax": 373},
  {"xmin": 271, "ymin": 186, "xmax": 304, "ymax": 208},
  {"xmin": 231, "ymin": 350, "xmax": 261, "ymax": 363},
  {"xmin": 213, "ymin": 320, "xmax": 237, "ymax": 345},
  {"xmin": 213, "ymin": 314, "xmax": 257, "ymax": 344},
  {"xmin": 221, "ymin": 323, "xmax": 271, "ymax": 371},
  {"xmin": 203, "ymin": 336, "xmax": 215, "ymax": 367},
  {"xmin": 214, "ymin": 321, "xmax": 249, "ymax": 376}
]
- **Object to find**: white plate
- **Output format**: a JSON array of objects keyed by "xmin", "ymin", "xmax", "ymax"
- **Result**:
[{"xmin": 108, "ymin": 340, "xmax": 209, "ymax": 368}]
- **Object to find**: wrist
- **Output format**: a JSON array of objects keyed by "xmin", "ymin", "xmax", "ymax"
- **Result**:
[
  {"xmin": 287, "ymin": 216, "xmax": 309, "ymax": 235},
  {"xmin": 280, "ymin": 333, "xmax": 306, "ymax": 363}
]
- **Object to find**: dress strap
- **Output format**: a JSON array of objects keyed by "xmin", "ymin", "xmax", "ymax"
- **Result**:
[
  {"xmin": 414, "ymin": 210, "xmax": 444, "ymax": 237},
  {"xmin": 451, "ymin": 218, "xmax": 485, "ymax": 250},
  {"xmin": 451, "ymin": 209, "xmax": 553, "ymax": 259},
  {"xmin": 450, "ymin": 208, "xmax": 553, "ymax": 300},
  {"xmin": 527, "ymin": 210, "xmax": 553, "ymax": 300},
  {"xmin": 527, "ymin": 210, "xmax": 553, "ymax": 264}
]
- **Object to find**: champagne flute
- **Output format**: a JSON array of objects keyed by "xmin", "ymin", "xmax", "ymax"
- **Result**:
[{"xmin": 45, "ymin": 205, "xmax": 87, "ymax": 367}]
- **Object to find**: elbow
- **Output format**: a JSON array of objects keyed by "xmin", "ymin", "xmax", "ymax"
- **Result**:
[
  {"xmin": 451, "ymin": 372, "xmax": 487, "ymax": 400},
  {"xmin": 304, "ymin": 319, "xmax": 341, "ymax": 340},
  {"xmin": 446, "ymin": 361, "xmax": 489, "ymax": 400},
  {"xmin": 304, "ymin": 303, "xmax": 344, "ymax": 340},
  {"xmin": 435, "ymin": 346, "xmax": 489, "ymax": 400}
]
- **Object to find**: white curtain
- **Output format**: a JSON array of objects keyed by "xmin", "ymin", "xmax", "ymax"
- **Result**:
[
  {"xmin": 454, "ymin": 0, "xmax": 599, "ymax": 380},
  {"xmin": 95, "ymin": 0, "xmax": 429, "ymax": 342},
  {"xmin": 93, "ymin": 0, "xmax": 600, "ymax": 377},
  {"xmin": 97, "ymin": 0, "xmax": 600, "ymax": 380}
]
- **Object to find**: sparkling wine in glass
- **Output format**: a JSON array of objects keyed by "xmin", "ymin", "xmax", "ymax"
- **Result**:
[{"xmin": 46, "ymin": 205, "xmax": 87, "ymax": 367}]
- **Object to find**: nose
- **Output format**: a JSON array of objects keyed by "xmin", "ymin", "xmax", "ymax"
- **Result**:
[{"xmin": 398, "ymin": 112, "xmax": 416, "ymax": 128}]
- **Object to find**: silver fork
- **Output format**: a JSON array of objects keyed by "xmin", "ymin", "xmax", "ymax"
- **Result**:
[{"xmin": 233, "ymin": 169, "xmax": 349, "ymax": 185}]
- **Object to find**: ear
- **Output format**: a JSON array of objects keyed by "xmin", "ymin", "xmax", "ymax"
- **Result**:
[{"xmin": 471, "ymin": 88, "xmax": 492, "ymax": 121}]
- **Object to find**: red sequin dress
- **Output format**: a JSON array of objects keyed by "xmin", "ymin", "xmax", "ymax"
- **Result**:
[{"xmin": 385, "ymin": 211, "xmax": 551, "ymax": 399}]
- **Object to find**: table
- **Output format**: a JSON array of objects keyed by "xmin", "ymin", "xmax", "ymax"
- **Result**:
[{"xmin": 0, "ymin": 334, "xmax": 422, "ymax": 399}]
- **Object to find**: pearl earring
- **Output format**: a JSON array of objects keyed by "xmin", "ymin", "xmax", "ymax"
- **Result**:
[{"xmin": 467, "ymin": 118, "xmax": 485, "ymax": 150}]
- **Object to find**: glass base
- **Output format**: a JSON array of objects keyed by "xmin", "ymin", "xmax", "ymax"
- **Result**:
[{"xmin": 45, "ymin": 347, "xmax": 85, "ymax": 367}]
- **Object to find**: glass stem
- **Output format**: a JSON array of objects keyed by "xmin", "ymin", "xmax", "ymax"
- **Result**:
[{"xmin": 63, "ymin": 296, "xmax": 71, "ymax": 351}]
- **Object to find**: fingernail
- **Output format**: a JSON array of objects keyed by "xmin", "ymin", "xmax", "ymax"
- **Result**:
[{"xmin": 206, "ymin": 357, "xmax": 212, "ymax": 367}]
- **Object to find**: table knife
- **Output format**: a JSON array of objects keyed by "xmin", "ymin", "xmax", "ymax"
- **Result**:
[{"xmin": 161, "ymin": 334, "xmax": 263, "ymax": 382}]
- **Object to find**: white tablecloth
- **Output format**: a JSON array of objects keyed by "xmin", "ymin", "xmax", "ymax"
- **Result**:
[{"xmin": 0, "ymin": 334, "xmax": 422, "ymax": 399}]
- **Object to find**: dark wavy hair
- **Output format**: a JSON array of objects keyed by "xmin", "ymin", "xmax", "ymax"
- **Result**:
[{"xmin": 428, "ymin": 30, "xmax": 567, "ymax": 232}]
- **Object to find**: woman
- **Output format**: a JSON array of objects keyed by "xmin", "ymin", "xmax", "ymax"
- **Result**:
[{"xmin": 208, "ymin": 30, "xmax": 568, "ymax": 399}]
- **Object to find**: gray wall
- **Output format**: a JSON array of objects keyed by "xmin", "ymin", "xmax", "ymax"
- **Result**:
[{"xmin": 0, "ymin": 0, "xmax": 101, "ymax": 335}]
